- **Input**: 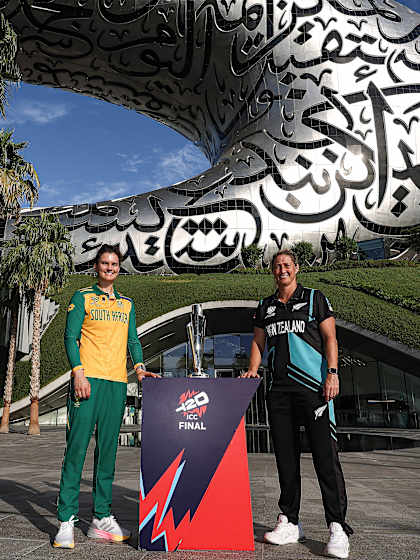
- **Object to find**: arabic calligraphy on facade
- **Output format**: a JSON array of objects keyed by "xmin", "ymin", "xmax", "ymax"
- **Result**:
[{"xmin": 2, "ymin": 0, "xmax": 419, "ymax": 273}]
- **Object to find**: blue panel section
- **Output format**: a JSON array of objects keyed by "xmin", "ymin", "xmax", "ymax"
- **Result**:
[
  {"xmin": 158, "ymin": 461, "xmax": 185, "ymax": 529},
  {"xmin": 357, "ymin": 238, "xmax": 385, "ymax": 260},
  {"xmin": 288, "ymin": 332, "xmax": 327, "ymax": 383},
  {"xmin": 151, "ymin": 530, "xmax": 169, "ymax": 551},
  {"xmin": 328, "ymin": 400, "xmax": 336, "ymax": 426},
  {"xmin": 287, "ymin": 364, "xmax": 321, "ymax": 389},
  {"xmin": 139, "ymin": 505, "xmax": 158, "ymax": 532},
  {"xmin": 308, "ymin": 289, "xmax": 314, "ymax": 321}
]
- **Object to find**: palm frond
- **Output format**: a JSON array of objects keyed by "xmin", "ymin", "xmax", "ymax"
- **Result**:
[
  {"xmin": 0, "ymin": 213, "xmax": 75, "ymax": 298},
  {"xmin": 0, "ymin": 129, "xmax": 40, "ymax": 217}
]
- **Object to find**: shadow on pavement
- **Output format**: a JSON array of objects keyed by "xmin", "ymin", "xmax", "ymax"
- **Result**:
[
  {"xmin": 253, "ymin": 521, "xmax": 325, "ymax": 554},
  {"xmin": 0, "ymin": 477, "xmax": 141, "ymax": 549},
  {"xmin": 252, "ymin": 521, "xmax": 271, "ymax": 543},
  {"xmin": 301, "ymin": 537, "xmax": 326, "ymax": 557}
]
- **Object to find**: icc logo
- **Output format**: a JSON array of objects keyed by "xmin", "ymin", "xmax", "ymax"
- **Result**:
[
  {"xmin": 265, "ymin": 305, "xmax": 276, "ymax": 318},
  {"xmin": 175, "ymin": 390, "xmax": 209, "ymax": 431}
]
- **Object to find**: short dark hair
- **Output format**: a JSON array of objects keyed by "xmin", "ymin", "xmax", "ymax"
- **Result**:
[
  {"xmin": 271, "ymin": 249, "xmax": 297, "ymax": 270},
  {"xmin": 94, "ymin": 244, "xmax": 122, "ymax": 265}
]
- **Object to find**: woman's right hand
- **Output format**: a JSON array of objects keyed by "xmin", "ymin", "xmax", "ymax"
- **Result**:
[
  {"xmin": 239, "ymin": 370, "xmax": 260, "ymax": 378},
  {"xmin": 73, "ymin": 370, "xmax": 91, "ymax": 399}
]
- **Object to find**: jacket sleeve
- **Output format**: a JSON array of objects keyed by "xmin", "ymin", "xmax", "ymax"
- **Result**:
[
  {"xmin": 127, "ymin": 301, "xmax": 144, "ymax": 370},
  {"xmin": 315, "ymin": 290, "xmax": 335, "ymax": 323},
  {"xmin": 252, "ymin": 299, "xmax": 265, "ymax": 329},
  {"xmin": 64, "ymin": 291, "xmax": 85, "ymax": 372}
]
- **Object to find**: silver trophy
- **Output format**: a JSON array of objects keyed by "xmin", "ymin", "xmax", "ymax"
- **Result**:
[{"xmin": 186, "ymin": 304, "xmax": 209, "ymax": 378}]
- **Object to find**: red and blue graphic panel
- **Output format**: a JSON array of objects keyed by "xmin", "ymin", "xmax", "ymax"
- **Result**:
[{"xmin": 139, "ymin": 378, "xmax": 260, "ymax": 551}]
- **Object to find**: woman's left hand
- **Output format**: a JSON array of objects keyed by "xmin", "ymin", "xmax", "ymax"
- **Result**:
[
  {"xmin": 136, "ymin": 369, "xmax": 161, "ymax": 382},
  {"xmin": 323, "ymin": 373, "xmax": 339, "ymax": 401}
]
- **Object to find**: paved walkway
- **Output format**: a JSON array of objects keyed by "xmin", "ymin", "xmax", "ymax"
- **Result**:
[{"xmin": 0, "ymin": 431, "xmax": 419, "ymax": 559}]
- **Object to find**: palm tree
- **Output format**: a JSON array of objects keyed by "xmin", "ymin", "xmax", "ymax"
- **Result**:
[
  {"xmin": 0, "ymin": 288, "xmax": 21, "ymax": 433},
  {"xmin": 0, "ymin": 129, "xmax": 39, "ymax": 218},
  {"xmin": 0, "ymin": 12, "xmax": 21, "ymax": 118},
  {"xmin": 0, "ymin": 213, "xmax": 74, "ymax": 434},
  {"xmin": 0, "ymin": 131, "xmax": 39, "ymax": 433},
  {"xmin": 0, "ymin": 15, "xmax": 34, "ymax": 433}
]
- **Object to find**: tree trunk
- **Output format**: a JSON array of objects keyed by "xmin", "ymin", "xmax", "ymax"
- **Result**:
[
  {"xmin": 0, "ymin": 297, "xmax": 19, "ymax": 434},
  {"xmin": 28, "ymin": 398, "xmax": 40, "ymax": 435},
  {"xmin": 0, "ymin": 402, "xmax": 11, "ymax": 434},
  {"xmin": 28, "ymin": 288, "xmax": 42, "ymax": 436}
]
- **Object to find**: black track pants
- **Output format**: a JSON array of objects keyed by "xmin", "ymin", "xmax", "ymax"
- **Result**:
[{"xmin": 267, "ymin": 389, "xmax": 349, "ymax": 530}]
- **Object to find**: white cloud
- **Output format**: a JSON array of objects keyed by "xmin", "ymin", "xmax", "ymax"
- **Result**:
[
  {"xmin": 4, "ymin": 101, "xmax": 69, "ymax": 125},
  {"xmin": 39, "ymin": 183, "xmax": 62, "ymax": 197},
  {"xmin": 118, "ymin": 143, "xmax": 208, "ymax": 188},
  {"xmin": 33, "ymin": 144, "xmax": 208, "ymax": 208},
  {"xmin": 68, "ymin": 181, "xmax": 132, "ymax": 205},
  {"xmin": 32, "ymin": 180, "xmax": 133, "ymax": 207},
  {"xmin": 117, "ymin": 152, "xmax": 145, "ymax": 173},
  {"xmin": 158, "ymin": 144, "xmax": 208, "ymax": 185}
]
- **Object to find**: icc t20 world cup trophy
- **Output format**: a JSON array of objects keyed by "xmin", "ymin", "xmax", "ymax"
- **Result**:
[{"xmin": 186, "ymin": 304, "xmax": 209, "ymax": 378}]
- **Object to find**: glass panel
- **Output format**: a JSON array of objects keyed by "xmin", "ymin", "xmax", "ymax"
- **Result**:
[
  {"xmin": 145, "ymin": 354, "xmax": 161, "ymax": 375},
  {"xmin": 352, "ymin": 351, "xmax": 384, "ymax": 427},
  {"xmin": 405, "ymin": 372, "xmax": 420, "ymax": 429},
  {"xmin": 379, "ymin": 362, "xmax": 409, "ymax": 428},
  {"xmin": 214, "ymin": 334, "xmax": 240, "ymax": 370},
  {"xmin": 335, "ymin": 353, "xmax": 356, "ymax": 426},
  {"xmin": 215, "ymin": 368, "xmax": 234, "ymax": 378},
  {"xmin": 162, "ymin": 343, "xmax": 187, "ymax": 377},
  {"xmin": 56, "ymin": 406, "xmax": 67, "ymax": 425},
  {"xmin": 240, "ymin": 334, "xmax": 253, "ymax": 358},
  {"xmin": 232, "ymin": 335, "xmax": 250, "ymax": 374}
]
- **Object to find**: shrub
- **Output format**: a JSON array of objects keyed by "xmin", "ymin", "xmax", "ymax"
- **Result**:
[
  {"xmin": 241, "ymin": 243, "xmax": 264, "ymax": 269},
  {"xmin": 334, "ymin": 236, "xmax": 358, "ymax": 261},
  {"xmin": 290, "ymin": 241, "xmax": 315, "ymax": 266}
]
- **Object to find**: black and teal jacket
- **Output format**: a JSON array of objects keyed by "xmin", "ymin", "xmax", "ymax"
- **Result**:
[{"xmin": 253, "ymin": 284, "xmax": 334, "ymax": 392}]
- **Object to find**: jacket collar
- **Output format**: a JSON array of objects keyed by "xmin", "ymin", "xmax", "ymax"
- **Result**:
[
  {"xmin": 93, "ymin": 283, "xmax": 120, "ymax": 299},
  {"xmin": 290, "ymin": 283, "xmax": 304, "ymax": 302},
  {"xmin": 273, "ymin": 283, "xmax": 304, "ymax": 303}
]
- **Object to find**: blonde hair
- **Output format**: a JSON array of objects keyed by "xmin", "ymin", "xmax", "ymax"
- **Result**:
[{"xmin": 271, "ymin": 249, "xmax": 297, "ymax": 270}]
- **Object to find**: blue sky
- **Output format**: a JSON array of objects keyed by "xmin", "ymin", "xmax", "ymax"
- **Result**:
[
  {"xmin": 4, "ymin": 84, "xmax": 209, "ymax": 207},
  {"xmin": 3, "ymin": 0, "xmax": 419, "ymax": 208}
]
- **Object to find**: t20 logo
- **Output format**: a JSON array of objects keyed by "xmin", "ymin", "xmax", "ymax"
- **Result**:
[
  {"xmin": 176, "ymin": 390, "xmax": 209, "ymax": 431},
  {"xmin": 176, "ymin": 390, "xmax": 209, "ymax": 415}
]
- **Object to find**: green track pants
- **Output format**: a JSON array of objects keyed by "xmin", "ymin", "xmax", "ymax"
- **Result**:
[{"xmin": 57, "ymin": 377, "xmax": 126, "ymax": 522}]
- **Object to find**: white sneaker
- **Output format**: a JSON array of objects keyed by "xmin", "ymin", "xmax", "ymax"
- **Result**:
[
  {"xmin": 324, "ymin": 522, "xmax": 350, "ymax": 559},
  {"xmin": 53, "ymin": 515, "xmax": 76, "ymax": 549},
  {"xmin": 264, "ymin": 514, "xmax": 305, "ymax": 545},
  {"xmin": 87, "ymin": 514, "xmax": 131, "ymax": 542}
]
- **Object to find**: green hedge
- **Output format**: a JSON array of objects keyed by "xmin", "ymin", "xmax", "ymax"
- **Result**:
[
  {"xmin": 1, "ymin": 264, "xmax": 420, "ymax": 405},
  {"xmin": 319, "ymin": 267, "xmax": 420, "ymax": 314},
  {"xmin": 232, "ymin": 259, "xmax": 419, "ymax": 274}
]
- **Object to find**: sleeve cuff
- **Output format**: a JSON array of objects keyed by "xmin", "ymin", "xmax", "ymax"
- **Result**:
[{"xmin": 72, "ymin": 365, "xmax": 84, "ymax": 374}]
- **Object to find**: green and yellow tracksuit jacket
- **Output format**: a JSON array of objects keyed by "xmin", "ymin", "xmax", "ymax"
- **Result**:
[{"xmin": 64, "ymin": 284, "xmax": 143, "ymax": 383}]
